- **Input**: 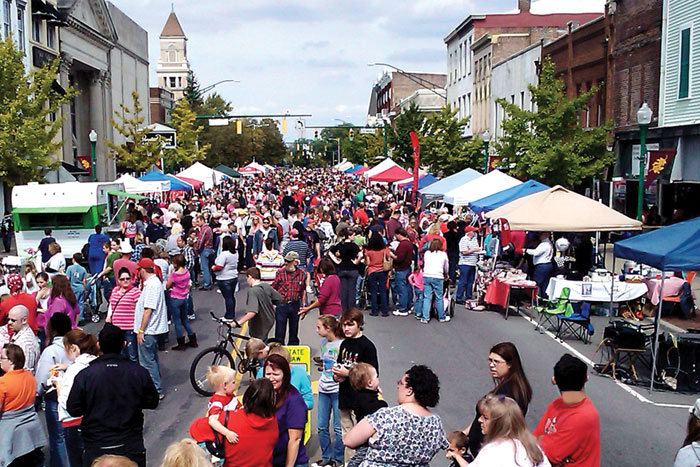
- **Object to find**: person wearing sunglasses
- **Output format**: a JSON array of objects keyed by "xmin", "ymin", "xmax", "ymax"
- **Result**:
[
  {"xmin": 464, "ymin": 342, "xmax": 533, "ymax": 460},
  {"xmin": 106, "ymin": 268, "xmax": 141, "ymax": 362}
]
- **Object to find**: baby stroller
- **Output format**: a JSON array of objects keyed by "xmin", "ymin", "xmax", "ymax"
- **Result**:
[
  {"xmin": 428, "ymin": 278, "xmax": 455, "ymax": 320},
  {"xmin": 80, "ymin": 275, "xmax": 103, "ymax": 323}
]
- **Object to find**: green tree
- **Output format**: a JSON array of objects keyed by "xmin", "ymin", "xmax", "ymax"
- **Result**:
[
  {"xmin": 422, "ymin": 106, "xmax": 482, "ymax": 176},
  {"xmin": 183, "ymin": 70, "xmax": 203, "ymax": 112},
  {"xmin": 107, "ymin": 91, "xmax": 163, "ymax": 172},
  {"xmin": 258, "ymin": 118, "xmax": 287, "ymax": 165},
  {"xmin": 0, "ymin": 35, "xmax": 76, "ymax": 184},
  {"xmin": 163, "ymin": 100, "xmax": 209, "ymax": 170},
  {"xmin": 388, "ymin": 103, "xmax": 426, "ymax": 166},
  {"xmin": 493, "ymin": 56, "xmax": 614, "ymax": 187}
]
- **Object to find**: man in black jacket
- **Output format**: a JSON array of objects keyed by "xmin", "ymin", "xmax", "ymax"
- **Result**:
[{"xmin": 66, "ymin": 323, "xmax": 159, "ymax": 467}]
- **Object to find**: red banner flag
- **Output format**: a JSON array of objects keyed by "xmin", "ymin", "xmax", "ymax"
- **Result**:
[
  {"xmin": 409, "ymin": 131, "xmax": 420, "ymax": 204},
  {"xmin": 487, "ymin": 155, "xmax": 503, "ymax": 173},
  {"xmin": 75, "ymin": 155, "xmax": 93, "ymax": 177},
  {"xmin": 645, "ymin": 149, "xmax": 676, "ymax": 188}
]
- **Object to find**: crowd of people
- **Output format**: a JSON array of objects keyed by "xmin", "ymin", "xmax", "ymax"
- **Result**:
[{"xmin": 4, "ymin": 165, "xmax": 689, "ymax": 467}]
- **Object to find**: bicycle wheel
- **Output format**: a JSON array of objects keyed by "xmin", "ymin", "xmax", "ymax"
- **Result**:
[{"xmin": 190, "ymin": 347, "xmax": 235, "ymax": 396}]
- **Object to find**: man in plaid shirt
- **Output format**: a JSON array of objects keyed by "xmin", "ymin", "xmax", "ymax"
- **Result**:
[{"xmin": 271, "ymin": 251, "xmax": 306, "ymax": 345}]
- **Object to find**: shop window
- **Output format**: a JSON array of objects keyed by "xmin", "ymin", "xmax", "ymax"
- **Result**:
[
  {"xmin": 32, "ymin": 17, "xmax": 41, "ymax": 42},
  {"xmin": 47, "ymin": 25, "xmax": 55, "ymax": 49}
]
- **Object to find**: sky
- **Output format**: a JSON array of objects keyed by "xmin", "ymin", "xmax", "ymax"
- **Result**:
[{"xmin": 110, "ymin": 0, "xmax": 604, "ymax": 139}]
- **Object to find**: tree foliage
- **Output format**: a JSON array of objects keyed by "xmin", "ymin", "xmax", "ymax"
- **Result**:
[
  {"xmin": 421, "ymin": 106, "xmax": 482, "ymax": 176},
  {"xmin": 183, "ymin": 69, "xmax": 203, "ymax": 112},
  {"xmin": 388, "ymin": 103, "xmax": 425, "ymax": 167},
  {"xmin": 163, "ymin": 100, "xmax": 209, "ymax": 170},
  {"xmin": 493, "ymin": 56, "xmax": 614, "ymax": 187},
  {"xmin": 0, "ymin": 35, "xmax": 76, "ymax": 184},
  {"xmin": 107, "ymin": 91, "xmax": 163, "ymax": 172}
]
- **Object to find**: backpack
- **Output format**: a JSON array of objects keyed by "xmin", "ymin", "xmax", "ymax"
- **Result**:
[{"xmin": 206, "ymin": 409, "xmax": 230, "ymax": 458}]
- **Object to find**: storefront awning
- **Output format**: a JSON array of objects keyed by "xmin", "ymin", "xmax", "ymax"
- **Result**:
[
  {"xmin": 13, "ymin": 206, "xmax": 91, "ymax": 214},
  {"xmin": 107, "ymin": 190, "xmax": 146, "ymax": 200}
]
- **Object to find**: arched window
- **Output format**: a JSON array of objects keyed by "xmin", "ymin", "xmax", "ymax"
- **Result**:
[{"xmin": 168, "ymin": 45, "xmax": 177, "ymax": 63}]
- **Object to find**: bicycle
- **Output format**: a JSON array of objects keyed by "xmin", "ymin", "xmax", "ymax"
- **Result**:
[{"xmin": 189, "ymin": 312, "xmax": 260, "ymax": 396}]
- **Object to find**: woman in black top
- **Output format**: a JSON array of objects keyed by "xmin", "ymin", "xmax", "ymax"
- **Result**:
[
  {"xmin": 464, "ymin": 342, "xmax": 532, "ymax": 459},
  {"xmin": 331, "ymin": 228, "xmax": 362, "ymax": 311}
]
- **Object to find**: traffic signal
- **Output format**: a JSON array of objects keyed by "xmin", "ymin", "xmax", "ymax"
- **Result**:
[
  {"xmin": 281, "ymin": 118, "xmax": 287, "ymax": 133},
  {"xmin": 349, "ymin": 129, "xmax": 354, "ymax": 141},
  {"xmin": 314, "ymin": 130, "xmax": 319, "ymax": 139},
  {"xmin": 236, "ymin": 120, "xmax": 242, "ymax": 135}
]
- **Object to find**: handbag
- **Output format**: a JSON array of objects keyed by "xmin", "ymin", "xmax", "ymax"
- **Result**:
[
  {"xmin": 206, "ymin": 410, "xmax": 230, "ymax": 458},
  {"xmin": 382, "ymin": 249, "xmax": 393, "ymax": 272}
]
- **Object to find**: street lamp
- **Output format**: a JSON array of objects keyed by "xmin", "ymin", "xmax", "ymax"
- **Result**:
[
  {"xmin": 88, "ymin": 129, "xmax": 98, "ymax": 182},
  {"xmin": 636, "ymin": 102, "xmax": 653, "ymax": 221},
  {"xmin": 481, "ymin": 130, "xmax": 491, "ymax": 174}
]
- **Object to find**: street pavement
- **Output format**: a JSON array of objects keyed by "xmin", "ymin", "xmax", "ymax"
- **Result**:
[{"xmin": 81, "ymin": 275, "xmax": 694, "ymax": 467}]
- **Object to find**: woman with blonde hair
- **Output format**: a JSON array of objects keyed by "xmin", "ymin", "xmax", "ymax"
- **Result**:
[
  {"xmin": 470, "ymin": 394, "xmax": 549, "ymax": 467},
  {"xmin": 161, "ymin": 439, "xmax": 210, "ymax": 467}
]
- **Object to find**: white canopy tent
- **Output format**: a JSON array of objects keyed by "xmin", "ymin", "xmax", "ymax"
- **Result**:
[
  {"xmin": 363, "ymin": 158, "xmax": 400, "ymax": 179},
  {"xmin": 336, "ymin": 161, "xmax": 354, "ymax": 171},
  {"xmin": 115, "ymin": 174, "xmax": 170, "ymax": 193},
  {"xmin": 177, "ymin": 162, "xmax": 227, "ymax": 190},
  {"xmin": 442, "ymin": 170, "xmax": 522, "ymax": 206}
]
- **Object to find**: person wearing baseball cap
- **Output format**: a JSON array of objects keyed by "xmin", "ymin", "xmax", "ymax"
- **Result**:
[{"xmin": 270, "ymin": 251, "xmax": 306, "ymax": 345}]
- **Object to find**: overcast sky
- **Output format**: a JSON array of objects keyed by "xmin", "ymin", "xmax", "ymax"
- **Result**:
[{"xmin": 110, "ymin": 0, "xmax": 604, "ymax": 138}]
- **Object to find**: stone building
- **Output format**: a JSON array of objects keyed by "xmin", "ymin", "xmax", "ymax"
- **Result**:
[
  {"xmin": 367, "ymin": 71, "xmax": 447, "ymax": 121},
  {"xmin": 156, "ymin": 10, "xmax": 189, "ymax": 100},
  {"xmin": 1, "ymin": 0, "xmax": 30, "ymax": 70},
  {"xmin": 57, "ymin": 0, "xmax": 149, "ymax": 181}
]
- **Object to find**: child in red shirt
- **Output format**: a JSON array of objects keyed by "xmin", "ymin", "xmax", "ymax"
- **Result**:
[{"xmin": 206, "ymin": 365, "xmax": 241, "ymax": 444}]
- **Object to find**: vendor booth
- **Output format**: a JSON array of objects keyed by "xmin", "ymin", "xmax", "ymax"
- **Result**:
[
  {"xmin": 176, "ymin": 176, "xmax": 204, "ymax": 190},
  {"xmin": 345, "ymin": 164, "xmax": 364, "ymax": 173},
  {"xmin": 442, "ymin": 170, "xmax": 521, "ymax": 206},
  {"xmin": 239, "ymin": 161, "xmax": 267, "ymax": 176},
  {"xmin": 215, "ymin": 164, "xmax": 242, "ymax": 178},
  {"xmin": 613, "ymin": 217, "xmax": 700, "ymax": 391},
  {"xmin": 363, "ymin": 158, "xmax": 400, "ymax": 179},
  {"xmin": 177, "ymin": 162, "xmax": 227, "ymax": 189},
  {"xmin": 335, "ymin": 160, "xmax": 354, "ymax": 172},
  {"xmin": 469, "ymin": 180, "xmax": 548, "ymax": 214},
  {"xmin": 115, "ymin": 174, "xmax": 170, "ymax": 194},
  {"xmin": 396, "ymin": 173, "xmax": 439, "ymax": 190},
  {"xmin": 419, "ymin": 168, "xmax": 482, "ymax": 202},
  {"xmin": 139, "ymin": 171, "xmax": 193, "ymax": 195},
  {"xmin": 368, "ymin": 165, "xmax": 413, "ymax": 183}
]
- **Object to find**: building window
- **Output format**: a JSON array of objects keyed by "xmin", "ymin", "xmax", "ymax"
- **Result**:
[
  {"xmin": 467, "ymin": 37, "xmax": 472, "ymax": 75},
  {"xmin": 597, "ymin": 103, "xmax": 602, "ymax": 126},
  {"xmin": 177, "ymin": 76, "xmax": 182, "ymax": 87},
  {"xmin": 169, "ymin": 76, "xmax": 176, "ymax": 88},
  {"xmin": 47, "ymin": 24, "xmax": 55, "ymax": 48},
  {"xmin": 679, "ymin": 27, "xmax": 691, "ymax": 99},
  {"xmin": 163, "ymin": 77, "xmax": 167, "ymax": 87},
  {"xmin": 32, "ymin": 16, "xmax": 41, "ymax": 42},
  {"xmin": 16, "ymin": 5, "xmax": 24, "ymax": 51},
  {"xmin": 168, "ymin": 45, "xmax": 177, "ymax": 63},
  {"xmin": 3, "ymin": 1, "xmax": 10, "ymax": 39},
  {"xmin": 520, "ymin": 91, "xmax": 525, "ymax": 109}
]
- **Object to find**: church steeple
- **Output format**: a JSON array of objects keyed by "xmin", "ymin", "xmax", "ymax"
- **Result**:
[{"xmin": 156, "ymin": 9, "xmax": 189, "ymax": 100}]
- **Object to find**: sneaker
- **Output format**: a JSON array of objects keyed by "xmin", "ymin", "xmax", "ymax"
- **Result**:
[
  {"xmin": 311, "ymin": 460, "xmax": 334, "ymax": 467},
  {"xmin": 420, "ymin": 318, "xmax": 429, "ymax": 324},
  {"xmin": 414, "ymin": 314, "xmax": 422, "ymax": 320},
  {"xmin": 216, "ymin": 289, "xmax": 222, "ymax": 294},
  {"xmin": 188, "ymin": 314, "xmax": 196, "ymax": 321},
  {"xmin": 392, "ymin": 310, "xmax": 408, "ymax": 316},
  {"xmin": 369, "ymin": 312, "xmax": 379, "ymax": 317},
  {"xmin": 439, "ymin": 316, "xmax": 451, "ymax": 323}
]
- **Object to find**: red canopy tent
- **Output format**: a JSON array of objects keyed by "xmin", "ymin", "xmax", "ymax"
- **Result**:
[
  {"xmin": 354, "ymin": 167, "xmax": 369, "ymax": 175},
  {"xmin": 238, "ymin": 165, "xmax": 264, "ymax": 175},
  {"xmin": 368, "ymin": 165, "xmax": 412, "ymax": 183},
  {"xmin": 176, "ymin": 176, "xmax": 204, "ymax": 190}
]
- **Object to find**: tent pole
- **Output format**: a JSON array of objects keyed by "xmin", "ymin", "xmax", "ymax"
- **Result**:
[
  {"xmin": 649, "ymin": 273, "xmax": 666, "ymax": 393},
  {"xmin": 609, "ymin": 254, "xmax": 616, "ymax": 317}
]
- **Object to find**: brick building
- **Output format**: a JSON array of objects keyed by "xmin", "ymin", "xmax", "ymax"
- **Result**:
[
  {"xmin": 367, "ymin": 71, "xmax": 446, "ymax": 120},
  {"xmin": 149, "ymin": 87, "xmax": 174, "ymax": 124}
]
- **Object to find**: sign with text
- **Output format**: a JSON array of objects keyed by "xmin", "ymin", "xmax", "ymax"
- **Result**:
[
  {"xmin": 143, "ymin": 131, "xmax": 176, "ymax": 149},
  {"xmin": 286, "ymin": 345, "xmax": 312, "ymax": 445}
]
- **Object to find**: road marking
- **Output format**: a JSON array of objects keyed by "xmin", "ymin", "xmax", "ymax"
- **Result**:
[
  {"xmin": 230, "ymin": 322, "xmax": 248, "ymax": 395},
  {"xmin": 518, "ymin": 310, "xmax": 691, "ymax": 410}
]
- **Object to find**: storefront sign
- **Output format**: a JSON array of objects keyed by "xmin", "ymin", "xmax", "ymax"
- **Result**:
[{"xmin": 645, "ymin": 149, "xmax": 676, "ymax": 188}]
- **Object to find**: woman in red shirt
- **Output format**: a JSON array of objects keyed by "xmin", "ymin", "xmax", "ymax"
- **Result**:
[
  {"xmin": 222, "ymin": 378, "xmax": 279, "ymax": 467},
  {"xmin": 300, "ymin": 258, "xmax": 342, "ymax": 317}
]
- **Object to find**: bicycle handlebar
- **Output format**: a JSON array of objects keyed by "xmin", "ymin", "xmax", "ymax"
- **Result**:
[{"xmin": 210, "ymin": 311, "xmax": 242, "ymax": 329}]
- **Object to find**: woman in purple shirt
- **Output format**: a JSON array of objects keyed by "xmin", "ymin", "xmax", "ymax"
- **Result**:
[
  {"xmin": 265, "ymin": 354, "xmax": 309, "ymax": 467},
  {"xmin": 300, "ymin": 258, "xmax": 342, "ymax": 318},
  {"xmin": 166, "ymin": 254, "xmax": 196, "ymax": 350},
  {"xmin": 42, "ymin": 275, "xmax": 80, "ymax": 331}
]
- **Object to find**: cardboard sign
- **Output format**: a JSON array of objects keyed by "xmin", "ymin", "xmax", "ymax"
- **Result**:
[{"xmin": 286, "ymin": 345, "xmax": 312, "ymax": 445}]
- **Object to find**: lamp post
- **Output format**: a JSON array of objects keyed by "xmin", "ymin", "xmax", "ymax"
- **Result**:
[
  {"xmin": 636, "ymin": 102, "xmax": 653, "ymax": 221},
  {"xmin": 367, "ymin": 62, "xmax": 447, "ymax": 103},
  {"xmin": 88, "ymin": 129, "xmax": 98, "ymax": 182},
  {"xmin": 481, "ymin": 130, "xmax": 491, "ymax": 174}
]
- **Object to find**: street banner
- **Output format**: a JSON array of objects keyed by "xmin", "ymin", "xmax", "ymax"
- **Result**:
[
  {"xmin": 645, "ymin": 149, "xmax": 676, "ymax": 188},
  {"xmin": 487, "ymin": 155, "xmax": 503, "ymax": 172},
  {"xmin": 75, "ymin": 155, "xmax": 93, "ymax": 177},
  {"xmin": 409, "ymin": 131, "xmax": 420, "ymax": 204}
]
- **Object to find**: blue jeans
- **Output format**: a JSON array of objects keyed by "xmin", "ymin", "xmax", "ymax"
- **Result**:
[
  {"xmin": 394, "ymin": 269, "xmax": 412, "ymax": 313},
  {"xmin": 317, "ymin": 392, "xmax": 343, "ymax": 463},
  {"xmin": 65, "ymin": 425, "xmax": 84, "ymax": 467},
  {"xmin": 122, "ymin": 330, "xmax": 138, "ymax": 363},
  {"xmin": 102, "ymin": 277, "xmax": 115, "ymax": 302},
  {"xmin": 275, "ymin": 302, "xmax": 301, "ymax": 345},
  {"xmin": 138, "ymin": 334, "xmax": 163, "ymax": 395},
  {"xmin": 413, "ymin": 287, "xmax": 424, "ymax": 317},
  {"xmin": 533, "ymin": 262, "xmax": 554, "ymax": 298},
  {"xmin": 44, "ymin": 397, "xmax": 68, "ymax": 467},
  {"xmin": 217, "ymin": 278, "xmax": 237, "ymax": 319},
  {"xmin": 170, "ymin": 296, "xmax": 193, "ymax": 338},
  {"xmin": 337, "ymin": 269, "xmax": 359, "ymax": 311},
  {"xmin": 200, "ymin": 248, "xmax": 214, "ymax": 288},
  {"xmin": 422, "ymin": 276, "xmax": 445, "ymax": 320},
  {"xmin": 448, "ymin": 253, "xmax": 459, "ymax": 284},
  {"xmin": 367, "ymin": 271, "xmax": 388, "ymax": 316},
  {"xmin": 456, "ymin": 264, "xmax": 476, "ymax": 301}
]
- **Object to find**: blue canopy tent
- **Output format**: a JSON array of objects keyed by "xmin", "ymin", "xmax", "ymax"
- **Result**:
[
  {"xmin": 419, "ymin": 168, "xmax": 482, "ymax": 202},
  {"xmin": 613, "ymin": 217, "xmax": 700, "ymax": 391},
  {"xmin": 397, "ymin": 173, "xmax": 439, "ymax": 190},
  {"xmin": 345, "ymin": 165, "xmax": 363, "ymax": 173},
  {"xmin": 469, "ymin": 180, "xmax": 549, "ymax": 214},
  {"xmin": 139, "ymin": 171, "xmax": 192, "ymax": 191}
]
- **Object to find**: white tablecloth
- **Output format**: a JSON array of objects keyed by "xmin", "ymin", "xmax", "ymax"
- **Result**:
[{"xmin": 546, "ymin": 277, "xmax": 648, "ymax": 302}]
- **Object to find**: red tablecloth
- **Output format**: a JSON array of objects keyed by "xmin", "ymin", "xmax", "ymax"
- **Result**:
[{"xmin": 485, "ymin": 278, "xmax": 538, "ymax": 308}]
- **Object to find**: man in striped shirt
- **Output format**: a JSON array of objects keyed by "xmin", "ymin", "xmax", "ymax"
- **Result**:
[
  {"xmin": 456, "ymin": 226, "xmax": 481, "ymax": 304},
  {"xmin": 256, "ymin": 238, "xmax": 284, "ymax": 283}
]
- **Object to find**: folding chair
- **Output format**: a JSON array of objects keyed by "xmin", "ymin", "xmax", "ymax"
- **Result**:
[
  {"xmin": 535, "ymin": 287, "xmax": 574, "ymax": 333},
  {"xmin": 557, "ymin": 301, "xmax": 594, "ymax": 344}
]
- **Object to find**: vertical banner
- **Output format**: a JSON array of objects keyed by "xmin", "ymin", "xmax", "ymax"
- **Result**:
[
  {"xmin": 487, "ymin": 155, "xmax": 503, "ymax": 172},
  {"xmin": 75, "ymin": 155, "xmax": 93, "ymax": 177},
  {"xmin": 645, "ymin": 149, "xmax": 676, "ymax": 188},
  {"xmin": 409, "ymin": 131, "xmax": 420, "ymax": 204}
]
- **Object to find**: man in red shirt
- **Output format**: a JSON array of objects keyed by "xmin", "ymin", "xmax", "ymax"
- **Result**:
[
  {"xmin": 534, "ymin": 354, "xmax": 600, "ymax": 467},
  {"xmin": 0, "ymin": 273, "xmax": 38, "ymax": 333},
  {"xmin": 353, "ymin": 203, "xmax": 369, "ymax": 227}
]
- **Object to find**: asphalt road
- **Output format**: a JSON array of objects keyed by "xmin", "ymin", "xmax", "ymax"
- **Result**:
[{"xmin": 80, "ymin": 275, "xmax": 695, "ymax": 467}]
